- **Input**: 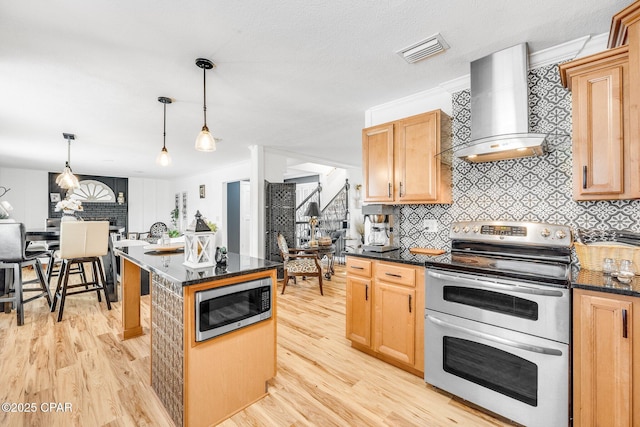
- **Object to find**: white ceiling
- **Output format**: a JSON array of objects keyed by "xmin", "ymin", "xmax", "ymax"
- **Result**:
[{"xmin": 0, "ymin": 0, "xmax": 624, "ymax": 179}]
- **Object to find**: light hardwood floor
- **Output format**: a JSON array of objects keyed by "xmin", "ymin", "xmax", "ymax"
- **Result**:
[{"xmin": 0, "ymin": 264, "xmax": 512, "ymax": 426}]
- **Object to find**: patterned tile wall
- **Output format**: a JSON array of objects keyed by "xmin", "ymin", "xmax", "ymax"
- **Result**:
[
  {"xmin": 151, "ymin": 275, "xmax": 184, "ymax": 427},
  {"xmin": 397, "ymin": 63, "xmax": 640, "ymax": 256}
]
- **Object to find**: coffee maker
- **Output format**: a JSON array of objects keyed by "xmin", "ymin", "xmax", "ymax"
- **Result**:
[{"xmin": 362, "ymin": 204, "xmax": 397, "ymax": 252}]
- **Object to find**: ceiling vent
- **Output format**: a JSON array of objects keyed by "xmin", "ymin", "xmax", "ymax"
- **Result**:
[{"xmin": 397, "ymin": 33, "xmax": 449, "ymax": 64}]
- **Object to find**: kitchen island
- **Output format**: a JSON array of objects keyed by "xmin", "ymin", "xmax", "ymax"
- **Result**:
[{"xmin": 115, "ymin": 245, "xmax": 281, "ymax": 427}]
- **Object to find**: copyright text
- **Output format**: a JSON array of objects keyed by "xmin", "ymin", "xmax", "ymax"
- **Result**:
[{"xmin": 1, "ymin": 402, "xmax": 73, "ymax": 413}]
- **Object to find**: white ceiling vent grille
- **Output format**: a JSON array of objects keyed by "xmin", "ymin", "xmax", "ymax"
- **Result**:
[{"xmin": 397, "ymin": 33, "xmax": 450, "ymax": 64}]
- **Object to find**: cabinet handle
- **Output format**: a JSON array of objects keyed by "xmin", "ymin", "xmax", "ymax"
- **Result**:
[
  {"xmin": 408, "ymin": 295, "xmax": 412, "ymax": 313},
  {"xmin": 622, "ymin": 309, "xmax": 628, "ymax": 338},
  {"xmin": 350, "ymin": 266, "xmax": 364, "ymax": 270},
  {"xmin": 365, "ymin": 284, "xmax": 368, "ymax": 301},
  {"xmin": 399, "ymin": 181, "xmax": 404, "ymax": 197},
  {"xmin": 385, "ymin": 272, "xmax": 403, "ymax": 278},
  {"xmin": 388, "ymin": 182, "xmax": 392, "ymax": 198},
  {"xmin": 582, "ymin": 166, "xmax": 587, "ymax": 189}
]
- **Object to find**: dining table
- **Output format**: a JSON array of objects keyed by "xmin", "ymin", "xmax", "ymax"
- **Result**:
[{"xmin": 301, "ymin": 243, "xmax": 336, "ymax": 280}]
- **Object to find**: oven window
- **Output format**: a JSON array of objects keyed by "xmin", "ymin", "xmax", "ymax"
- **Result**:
[
  {"xmin": 443, "ymin": 337, "xmax": 537, "ymax": 406},
  {"xmin": 199, "ymin": 287, "xmax": 266, "ymax": 332},
  {"xmin": 443, "ymin": 286, "xmax": 538, "ymax": 320}
]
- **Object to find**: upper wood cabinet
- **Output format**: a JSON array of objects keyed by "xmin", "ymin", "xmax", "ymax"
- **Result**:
[
  {"xmin": 573, "ymin": 289, "xmax": 639, "ymax": 426},
  {"xmin": 362, "ymin": 110, "xmax": 452, "ymax": 204},
  {"xmin": 560, "ymin": 46, "xmax": 640, "ymax": 200}
]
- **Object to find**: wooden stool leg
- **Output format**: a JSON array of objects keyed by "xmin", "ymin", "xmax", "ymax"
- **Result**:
[
  {"xmin": 14, "ymin": 264, "xmax": 24, "ymax": 326},
  {"xmin": 50, "ymin": 261, "xmax": 65, "ymax": 313},
  {"xmin": 318, "ymin": 270, "xmax": 323, "ymax": 296},
  {"xmin": 56, "ymin": 261, "xmax": 72, "ymax": 322},
  {"xmin": 95, "ymin": 259, "xmax": 111, "ymax": 310},
  {"xmin": 91, "ymin": 261, "xmax": 101, "ymax": 302},
  {"xmin": 35, "ymin": 259, "xmax": 52, "ymax": 307}
]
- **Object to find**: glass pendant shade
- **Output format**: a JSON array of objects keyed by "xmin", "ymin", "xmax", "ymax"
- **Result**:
[
  {"xmin": 156, "ymin": 146, "xmax": 172, "ymax": 166},
  {"xmin": 57, "ymin": 134, "xmax": 80, "ymax": 190},
  {"xmin": 195, "ymin": 125, "xmax": 216, "ymax": 152},
  {"xmin": 56, "ymin": 163, "xmax": 80, "ymax": 189},
  {"xmin": 157, "ymin": 96, "xmax": 173, "ymax": 166}
]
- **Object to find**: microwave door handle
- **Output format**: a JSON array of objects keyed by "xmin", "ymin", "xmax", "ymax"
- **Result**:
[
  {"xmin": 427, "ymin": 315, "xmax": 563, "ymax": 356},
  {"xmin": 427, "ymin": 271, "xmax": 564, "ymax": 297}
]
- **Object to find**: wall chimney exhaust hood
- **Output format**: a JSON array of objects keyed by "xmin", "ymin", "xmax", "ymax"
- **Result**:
[{"xmin": 456, "ymin": 43, "xmax": 547, "ymax": 163}]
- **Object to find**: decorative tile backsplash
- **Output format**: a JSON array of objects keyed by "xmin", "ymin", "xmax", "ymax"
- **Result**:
[{"xmin": 397, "ymin": 63, "xmax": 640, "ymax": 256}]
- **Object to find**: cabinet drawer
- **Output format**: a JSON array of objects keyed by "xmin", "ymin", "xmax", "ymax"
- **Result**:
[
  {"xmin": 346, "ymin": 257, "xmax": 372, "ymax": 278},
  {"xmin": 376, "ymin": 262, "xmax": 416, "ymax": 287}
]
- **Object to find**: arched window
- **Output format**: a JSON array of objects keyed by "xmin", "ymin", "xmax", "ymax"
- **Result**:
[{"xmin": 68, "ymin": 180, "xmax": 116, "ymax": 202}]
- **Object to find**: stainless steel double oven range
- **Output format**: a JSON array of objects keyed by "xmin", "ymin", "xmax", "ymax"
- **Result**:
[{"xmin": 424, "ymin": 221, "xmax": 572, "ymax": 427}]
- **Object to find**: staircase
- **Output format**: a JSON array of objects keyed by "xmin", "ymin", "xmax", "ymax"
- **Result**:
[{"xmin": 295, "ymin": 179, "xmax": 350, "ymax": 262}]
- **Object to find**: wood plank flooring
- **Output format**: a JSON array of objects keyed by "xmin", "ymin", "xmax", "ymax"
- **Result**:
[{"xmin": 0, "ymin": 265, "xmax": 512, "ymax": 426}]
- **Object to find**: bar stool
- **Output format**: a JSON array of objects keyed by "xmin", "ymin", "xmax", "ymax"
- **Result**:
[
  {"xmin": 0, "ymin": 223, "xmax": 53, "ymax": 326},
  {"xmin": 50, "ymin": 221, "xmax": 112, "ymax": 322}
]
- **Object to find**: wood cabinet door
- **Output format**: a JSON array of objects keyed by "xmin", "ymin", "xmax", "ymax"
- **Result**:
[
  {"xmin": 573, "ymin": 290, "xmax": 632, "ymax": 427},
  {"xmin": 346, "ymin": 276, "xmax": 372, "ymax": 347},
  {"xmin": 362, "ymin": 124, "xmax": 394, "ymax": 202},
  {"xmin": 373, "ymin": 282, "xmax": 415, "ymax": 365},
  {"xmin": 396, "ymin": 112, "xmax": 439, "ymax": 202},
  {"xmin": 572, "ymin": 60, "xmax": 627, "ymax": 199}
]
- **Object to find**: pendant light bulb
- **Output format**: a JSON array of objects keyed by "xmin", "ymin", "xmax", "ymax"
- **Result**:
[
  {"xmin": 195, "ymin": 58, "xmax": 217, "ymax": 152},
  {"xmin": 156, "ymin": 97, "xmax": 173, "ymax": 166},
  {"xmin": 156, "ymin": 146, "xmax": 171, "ymax": 166},
  {"xmin": 56, "ymin": 134, "xmax": 80, "ymax": 190}
]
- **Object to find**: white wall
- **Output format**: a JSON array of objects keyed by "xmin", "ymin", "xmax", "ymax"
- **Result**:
[
  {"xmin": 0, "ymin": 166, "xmax": 49, "ymax": 228},
  {"xmin": 169, "ymin": 159, "xmax": 252, "ymax": 249},
  {"xmin": 128, "ymin": 177, "xmax": 173, "ymax": 233}
]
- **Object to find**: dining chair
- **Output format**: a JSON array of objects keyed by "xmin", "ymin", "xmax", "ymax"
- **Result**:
[
  {"xmin": 277, "ymin": 233, "xmax": 323, "ymax": 295},
  {"xmin": 148, "ymin": 222, "xmax": 168, "ymax": 242},
  {"xmin": 50, "ymin": 221, "xmax": 112, "ymax": 322},
  {"xmin": 0, "ymin": 223, "xmax": 53, "ymax": 326}
]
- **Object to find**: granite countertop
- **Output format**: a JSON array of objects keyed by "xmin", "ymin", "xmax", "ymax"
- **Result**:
[
  {"xmin": 116, "ymin": 244, "xmax": 281, "ymax": 286},
  {"xmin": 346, "ymin": 248, "xmax": 449, "ymax": 267},
  {"xmin": 571, "ymin": 267, "xmax": 640, "ymax": 298},
  {"xmin": 346, "ymin": 249, "xmax": 640, "ymax": 298}
]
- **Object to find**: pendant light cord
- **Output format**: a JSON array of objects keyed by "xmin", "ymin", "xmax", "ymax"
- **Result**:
[
  {"xmin": 163, "ymin": 102, "xmax": 167, "ymax": 149},
  {"xmin": 202, "ymin": 65, "xmax": 207, "ymax": 128},
  {"xmin": 66, "ymin": 139, "xmax": 72, "ymax": 168}
]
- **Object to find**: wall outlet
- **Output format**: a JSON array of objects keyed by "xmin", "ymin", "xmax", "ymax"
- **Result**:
[{"xmin": 423, "ymin": 219, "xmax": 438, "ymax": 233}]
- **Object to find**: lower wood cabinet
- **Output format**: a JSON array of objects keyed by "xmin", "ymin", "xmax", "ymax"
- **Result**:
[
  {"xmin": 345, "ymin": 256, "xmax": 424, "ymax": 376},
  {"xmin": 573, "ymin": 289, "xmax": 639, "ymax": 426},
  {"xmin": 374, "ymin": 281, "xmax": 416, "ymax": 366},
  {"xmin": 346, "ymin": 274, "xmax": 371, "ymax": 347}
]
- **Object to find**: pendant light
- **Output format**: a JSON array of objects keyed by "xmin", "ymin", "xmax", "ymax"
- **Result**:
[
  {"xmin": 194, "ymin": 58, "xmax": 217, "ymax": 152},
  {"xmin": 56, "ymin": 133, "xmax": 80, "ymax": 190},
  {"xmin": 156, "ymin": 96, "xmax": 173, "ymax": 166}
]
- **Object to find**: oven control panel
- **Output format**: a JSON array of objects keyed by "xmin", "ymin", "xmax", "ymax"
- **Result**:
[
  {"xmin": 479, "ymin": 225, "xmax": 527, "ymax": 236},
  {"xmin": 450, "ymin": 221, "xmax": 572, "ymax": 247}
]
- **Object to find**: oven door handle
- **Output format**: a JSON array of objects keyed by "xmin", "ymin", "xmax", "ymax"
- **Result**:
[
  {"xmin": 427, "ymin": 271, "xmax": 565, "ymax": 297},
  {"xmin": 426, "ymin": 314, "xmax": 563, "ymax": 356}
]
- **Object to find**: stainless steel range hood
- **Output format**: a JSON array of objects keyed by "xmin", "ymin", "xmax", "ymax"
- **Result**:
[{"xmin": 456, "ymin": 43, "xmax": 547, "ymax": 163}]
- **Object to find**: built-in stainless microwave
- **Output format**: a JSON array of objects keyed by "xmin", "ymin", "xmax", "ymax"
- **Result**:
[{"xmin": 195, "ymin": 277, "xmax": 272, "ymax": 342}]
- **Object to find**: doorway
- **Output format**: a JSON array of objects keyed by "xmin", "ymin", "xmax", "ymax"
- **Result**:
[{"xmin": 226, "ymin": 180, "xmax": 251, "ymax": 256}]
